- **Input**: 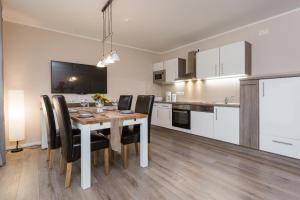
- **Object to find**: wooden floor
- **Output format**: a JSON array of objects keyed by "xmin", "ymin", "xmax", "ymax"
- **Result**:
[{"xmin": 1, "ymin": 127, "xmax": 300, "ymax": 200}]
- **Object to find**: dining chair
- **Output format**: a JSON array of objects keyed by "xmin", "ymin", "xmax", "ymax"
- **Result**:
[
  {"xmin": 118, "ymin": 95, "xmax": 133, "ymax": 110},
  {"xmin": 101, "ymin": 95, "xmax": 133, "ymax": 136},
  {"xmin": 41, "ymin": 95, "xmax": 82, "ymax": 169},
  {"xmin": 120, "ymin": 95, "xmax": 155, "ymax": 169},
  {"xmin": 52, "ymin": 95, "xmax": 110, "ymax": 188}
]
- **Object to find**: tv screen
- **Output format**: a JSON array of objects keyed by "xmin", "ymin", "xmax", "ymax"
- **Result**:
[{"xmin": 51, "ymin": 61, "xmax": 107, "ymax": 94}]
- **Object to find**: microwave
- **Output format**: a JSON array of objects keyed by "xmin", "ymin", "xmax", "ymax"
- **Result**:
[{"xmin": 153, "ymin": 70, "xmax": 166, "ymax": 83}]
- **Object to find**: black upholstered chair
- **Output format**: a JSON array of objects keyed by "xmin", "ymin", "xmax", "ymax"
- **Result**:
[
  {"xmin": 121, "ymin": 95, "xmax": 155, "ymax": 169},
  {"xmin": 101, "ymin": 95, "xmax": 133, "ymax": 136},
  {"xmin": 52, "ymin": 95, "xmax": 110, "ymax": 188},
  {"xmin": 40, "ymin": 95, "xmax": 82, "ymax": 169},
  {"xmin": 118, "ymin": 95, "xmax": 133, "ymax": 110}
]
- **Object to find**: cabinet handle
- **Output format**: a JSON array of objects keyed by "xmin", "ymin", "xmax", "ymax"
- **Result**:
[
  {"xmin": 169, "ymin": 110, "xmax": 171, "ymax": 120},
  {"xmin": 262, "ymin": 82, "xmax": 265, "ymax": 97},
  {"xmin": 157, "ymin": 109, "xmax": 159, "ymax": 119},
  {"xmin": 272, "ymin": 140, "xmax": 293, "ymax": 146},
  {"xmin": 215, "ymin": 109, "xmax": 218, "ymax": 120}
]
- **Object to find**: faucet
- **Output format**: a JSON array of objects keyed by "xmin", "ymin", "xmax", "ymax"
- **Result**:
[{"xmin": 224, "ymin": 96, "xmax": 235, "ymax": 104}]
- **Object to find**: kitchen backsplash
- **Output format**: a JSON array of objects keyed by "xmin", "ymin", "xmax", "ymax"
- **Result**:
[{"xmin": 162, "ymin": 78, "xmax": 240, "ymax": 103}]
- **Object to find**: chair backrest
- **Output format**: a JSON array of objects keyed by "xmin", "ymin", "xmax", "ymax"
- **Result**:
[
  {"xmin": 118, "ymin": 95, "xmax": 133, "ymax": 110},
  {"xmin": 40, "ymin": 95, "xmax": 59, "ymax": 149},
  {"xmin": 134, "ymin": 95, "xmax": 155, "ymax": 142},
  {"xmin": 52, "ymin": 95, "xmax": 73, "ymax": 162}
]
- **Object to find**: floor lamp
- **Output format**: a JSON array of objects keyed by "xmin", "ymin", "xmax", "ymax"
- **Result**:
[{"xmin": 8, "ymin": 90, "xmax": 25, "ymax": 153}]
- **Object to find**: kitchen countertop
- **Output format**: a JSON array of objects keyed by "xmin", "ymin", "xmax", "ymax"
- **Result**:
[{"xmin": 154, "ymin": 101, "xmax": 240, "ymax": 108}]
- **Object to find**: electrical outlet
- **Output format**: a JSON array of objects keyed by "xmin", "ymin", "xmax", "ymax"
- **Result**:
[{"xmin": 258, "ymin": 29, "xmax": 269, "ymax": 36}]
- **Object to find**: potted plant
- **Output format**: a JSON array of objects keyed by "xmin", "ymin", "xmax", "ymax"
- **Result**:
[{"xmin": 91, "ymin": 93, "xmax": 110, "ymax": 113}]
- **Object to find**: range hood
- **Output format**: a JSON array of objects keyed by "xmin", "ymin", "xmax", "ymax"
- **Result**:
[{"xmin": 176, "ymin": 51, "xmax": 197, "ymax": 80}]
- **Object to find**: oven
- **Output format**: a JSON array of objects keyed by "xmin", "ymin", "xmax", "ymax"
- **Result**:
[{"xmin": 172, "ymin": 104, "xmax": 191, "ymax": 129}]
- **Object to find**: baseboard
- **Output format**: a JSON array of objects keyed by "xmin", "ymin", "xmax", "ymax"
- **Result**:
[{"xmin": 6, "ymin": 141, "xmax": 41, "ymax": 150}]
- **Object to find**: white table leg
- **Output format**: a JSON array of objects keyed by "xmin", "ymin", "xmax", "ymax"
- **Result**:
[
  {"xmin": 79, "ymin": 124, "xmax": 91, "ymax": 189},
  {"xmin": 140, "ymin": 117, "xmax": 148, "ymax": 167}
]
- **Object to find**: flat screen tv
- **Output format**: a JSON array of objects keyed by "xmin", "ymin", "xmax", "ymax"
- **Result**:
[{"xmin": 51, "ymin": 61, "xmax": 107, "ymax": 94}]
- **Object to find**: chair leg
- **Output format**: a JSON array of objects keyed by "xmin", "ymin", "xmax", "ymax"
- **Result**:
[
  {"xmin": 110, "ymin": 149, "xmax": 115, "ymax": 162},
  {"xmin": 148, "ymin": 144, "xmax": 152, "ymax": 161},
  {"xmin": 93, "ymin": 151, "xmax": 98, "ymax": 166},
  {"xmin": 135, "ymin": 143, "xmax": 139, "ymax": 156},
  {"xmin": 104, "ymin": 148, "xmax": 109, "ymax": 175},
  {"xmin": 46, "ymin": 148, "xmax": 50, "ymax": 161},
  {"xmin": 122, "ymin": 144, "xmax": 129, "ymax": 169},
  {"xmin": 65, "ymin": 162, "xmax": 73, "ymax": 188},
  {"xmin": 48, "ymin": 149, "xmax": 55, "ymax": 169},
  {"xmin": 59, "ymin": 151, "xmax": 65, "ymax": 175}
]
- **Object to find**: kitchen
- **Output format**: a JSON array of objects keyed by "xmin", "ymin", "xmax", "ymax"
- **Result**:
[{"xmin": 152, "ymin": 40, "xmax": 300, "ymax": 159}]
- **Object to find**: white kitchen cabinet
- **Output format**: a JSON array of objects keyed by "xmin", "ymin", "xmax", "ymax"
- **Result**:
[
  {"xmin": 196, "ymin": 41, "xmax": 251, "ymax": 79},
  {"xmin": 196, "ymin": 48, "xmax": 219, "ymax": 79},
  {"xmin": 164, "ymin": 58, "xmax": 186, "ymax": 83},
  {"xmin": 259, "ymin": 77, "xmax": 300, "ymax": 158},
  {"xmin": 191, "ymin": 111, "xmax": 214, "ymax": 139},
  {"xmin": 151, "ymin": 103, "xmax": 172, "ymax": 128},
  {"xmin": 259, "ymin": 77, "xmax": 300, "ymax": 140},
  {"xmin": 153, "ymin": 62, "xmax": 164, "ymax": 71},
  {"xmin": 165, "ymin": 59, "xmax": 179, "ymax": 83},
  {"xmin": 214, "ymin": 107, "xmax": 239, "ymax": 144},
  {"xmin": 158, "ymin": 104, "xmax": 172, "ymax": 128},
  {"xmin": 151, "ymin": 103, "xmax": 159, "ymax": 126},
  {"xmin": 219, "ymin": 41, "xmax": 250, "ymax": 76}
]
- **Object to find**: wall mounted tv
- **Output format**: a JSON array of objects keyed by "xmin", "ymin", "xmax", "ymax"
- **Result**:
[{"xmin": 51, "ymin": 60, "xmax": 107, "ymax": 94}]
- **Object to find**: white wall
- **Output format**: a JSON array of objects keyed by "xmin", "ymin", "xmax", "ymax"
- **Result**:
[
  {"xmin": 162, "ymin": 9, "xmax": 300, "ymax": 103},
  {"xmin": 3, "ymin": 21, "xmax": 161, "ymax": 147}
]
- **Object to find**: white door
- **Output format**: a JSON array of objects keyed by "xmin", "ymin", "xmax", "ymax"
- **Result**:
[
  {"xmin": 151, "ymin": 103, "xmax": 159, "ymax": 126},
  {"xmin": 214, "ymin": 107, "xmax": 239, "ymax": 144},
  {"xmin": 153, "ymin": 62, "xmax": 164, "ymax": 71},
  {"xmin": 259, "ymin": 78, "xmax": 300, "ymax": 140},
  {"xmin": 196, "ymin": 48, "xmax": 219, "ymax": 79},
  {"xmin": 165, "ymin": 58, "xmax": 178, "ymax": 83},
  {"xmin": 219, "ymin": 41, "xmax": 245, "ymax": 76},
  {"xmin": 191, "ymin": 111, "xmax": 214, "ymax": 139},
  {"xmin": 158, "ymin": 105, "xmax": 172, "ymax": 128}
]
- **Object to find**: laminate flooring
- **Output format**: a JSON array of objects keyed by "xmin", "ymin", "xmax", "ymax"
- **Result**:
[{"xmin": 1, "ymin": 127, "xmax": 300, "ymax": 200}]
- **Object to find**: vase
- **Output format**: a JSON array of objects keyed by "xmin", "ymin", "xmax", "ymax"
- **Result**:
[{"xmin": 95, "ymin": 100, "xmax": 104, "ymax": 113}]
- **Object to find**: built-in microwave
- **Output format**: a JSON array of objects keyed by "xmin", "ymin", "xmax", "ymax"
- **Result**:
[{"xmin": 153, "ymin": 70, "xmax": 166, "ymax": 83}]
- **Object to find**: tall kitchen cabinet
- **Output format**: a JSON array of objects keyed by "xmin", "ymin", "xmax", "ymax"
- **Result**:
[
  {"xmin": 259, "ymin": 77, "xmax": 300, "ymax": 159},
  {"xmin": 239, "ymin": 80, "xmax": 259, "ymax": 149},
  {"xmin": 196, "ymin": 41, "xmax": 251, "ymax": 79},
  {"xmin": 214, "ymin": 107, "xmax": 239, "ymax": 145}
]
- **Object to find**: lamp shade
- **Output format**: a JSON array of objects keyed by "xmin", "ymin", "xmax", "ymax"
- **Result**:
[{"xmin": 8, "ymin": 90, "xmax": 25, "ymax": 142}]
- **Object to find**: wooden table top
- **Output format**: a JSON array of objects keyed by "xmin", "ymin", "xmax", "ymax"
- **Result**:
[{"xmin": 69, "ymin": 107, "xmax": 147, "ymax": 125}]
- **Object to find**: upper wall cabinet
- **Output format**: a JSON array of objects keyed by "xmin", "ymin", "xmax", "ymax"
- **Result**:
[
  {"xmin": 196, "ymin": 41, "xmax": 251, "ymax": 79},
  {"xmin": 196, "ymin": 48, "xmax": 219, "ymax": 79},
  {"xmin": 153, "ymin": 62, "xmax": 164, "ymax": 71},
  {"xmin": 153, "ymin": 58, "xmax": 186, "ymax": 83}
]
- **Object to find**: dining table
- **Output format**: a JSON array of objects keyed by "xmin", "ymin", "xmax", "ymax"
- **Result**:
[{"xmin": 69, "ymin": 107, "xmax": 149, "ymax": 190}]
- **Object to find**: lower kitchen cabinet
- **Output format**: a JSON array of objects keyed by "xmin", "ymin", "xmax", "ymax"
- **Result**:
[
  {"xmin": 191, "ymin": 111, "xmax": 214, "ymax": 139},
  {"xmin": 151, "ymin": 103, "xmax": 172, "ymax": 128},
  {"xmin": 214, "ymin": 106, "xmax": 240, "ymax": 145}
]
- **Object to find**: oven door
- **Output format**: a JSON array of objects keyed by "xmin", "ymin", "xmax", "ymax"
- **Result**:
[{"xmin": 172, "ymin": 109, "xmax": 191, "ymax": 129}]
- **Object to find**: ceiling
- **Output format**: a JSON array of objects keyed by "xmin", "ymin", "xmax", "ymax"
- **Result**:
[{"xmin": 2, "ymin": 0, "xmax": 300, "ymax": 53}]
